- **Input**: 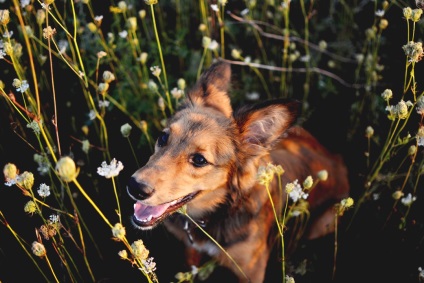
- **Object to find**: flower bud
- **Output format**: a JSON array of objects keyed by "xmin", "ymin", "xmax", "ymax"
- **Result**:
[
  {"xmin": 120, "ymin": 123, "xmax": 132, "ymax": 138},
  {"xmin": 32, "ymin": 241, "xmax": 46, "ymax": 257},
  {"xmin": 56, "ymin": 156, "xmax": 79, "ymax": 182}
]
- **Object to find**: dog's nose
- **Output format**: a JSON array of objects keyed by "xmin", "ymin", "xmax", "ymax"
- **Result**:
[{"xmin": 127, "ymin": 177, "xmax": 155, "ymax": 200}]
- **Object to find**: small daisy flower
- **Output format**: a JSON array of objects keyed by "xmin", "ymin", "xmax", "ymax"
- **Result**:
[
  {"xmin": 97, "ymin": 51, "xmax": 107, "ymax": 59},
  {"xmin": 42, "ymin": 26, "xmax": 56, "ymax": 39},
  {"xmin": 94, "ymin": 15, "xmax": 103, "ymax": 25},
  {"xmin": 27, "ymin": 120, "xmax": 41, "ymax": 135},
  {"xmin": 286, "ymin": 180, "xmax": 308, "ymax": 202},
  {"xmin": 131, "ymin": 239, "xmax": 149, "ymax": 260},
  {"xmin": 401, "ymin": 193, "xmax": 416, "ymax": 206},
  {"xmin": 150, "ymin": 66, "xmax": 161, "ymax": 77},
  {"xmin": 88, "ymin": 110, "xmax": 96, "ymax": 120},
  {"xmin": 211, "ymin": 4, "xmax": 219, "ymax": 11},
  {"xmin": 171, "ymin": 87, "xmax": 183, "ymax": 99},
  {"xmin": 13, "ymin": 79, "xmax": 29, "ymax": 93},
  {"xmin": 98, "ymin": 100, "xmax": 110, "ymax": 108},
  {"xmin": 285, "ymin": 275, "xmax": 295, "ymax": 283},
  {"xmin": 0, "ymin": 9, "xmax": 10, "ymax": 26},
  {"xmin": 102, "ymin": 70, "xmax": 115, "ymax": 83},
  {"xmin": 381, "ymin": 89, "xmax": 393, "ymax": 101},
  {"xmin": 335, "ymin": 197, "xmax": 354, "ymax": 216},
  {"xmin": 97, "ymin": 158, "xmax": 124, "ymax": 178},
  {"xmin": 411, "ymin": 8, "xmax": 423, "ymax": 22},
  {"xmin": 257, "ymin": 165, "xmax": 274, "ymax": 185},
  {"xmin": 37, "ymin": 183, "xmax": 51, "ymax": 197},
  {"xmin": 403, "ymin": 7, "xmax": 412, "ymax": 20},
  {"xmin": 24, "ymin": 200, "xmax": 37, "ymax": 215},
  {"xmin": 402, "ymin": 41, "xmax": 423, "ymax": 63},
  {"xmin": 18, "ymin": 171, "xmax": 34, "ymax": 191},
  {"xmin": 97, "ymin": 82, "xmax": 109, "ymax": 95},
  {"xmin": 375, "ymin": 9, "xmax": 385, "ymax": 17},
  {"xmin": 112, "ymin": 223, "xmax": 126, "ymax": 240},
  {"xmin": 416, "ymin": 126, "xmax": 424, "ymax": 147},
  {"xmin": 118, "ymin": 30, "xmax": 128, "ymax": 38},
  {"xmin": 32, "ymin": 241, "xmax": 46, "ymax": 257},
  {"xmin": 142, "ymin": 257, "xmax": 157, "ymax": 274},
  {"xmin": 118, "ymin": 249, "xmax": 128, "ymax": 259}
]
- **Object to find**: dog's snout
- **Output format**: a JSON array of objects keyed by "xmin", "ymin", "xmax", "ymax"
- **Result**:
[{"xmin": 127, "ymin": 177, "xmax": 155, "ymax": 200}]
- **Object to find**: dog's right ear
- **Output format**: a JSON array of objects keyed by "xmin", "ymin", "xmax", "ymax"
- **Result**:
[{"xmin": 186, "ymin": 61, "xmax": 233, "ymax": 118}]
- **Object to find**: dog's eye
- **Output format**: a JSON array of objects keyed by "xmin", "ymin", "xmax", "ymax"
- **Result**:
[
  {"xmin": 191, "ymin": 153, "xmax": 208, "ymax": 167},
  {"xmin": 157, "ymin": 131, "xmax": 169, "ymax": 147}
]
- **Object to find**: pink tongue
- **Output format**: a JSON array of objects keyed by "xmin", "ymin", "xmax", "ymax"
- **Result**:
[{"xmin": 134, "ymin": 202, "xmax": 171, "ymax": 221}]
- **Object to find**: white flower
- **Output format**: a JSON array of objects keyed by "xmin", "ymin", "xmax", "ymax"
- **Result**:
[
  {"xmin": 98, "ymin": 100, "xmax": 110, "ymax": 108},
  {"xmin": 211, "ymin": 4, "xmax": 218, "ymax": 11},
  {"xmin": 97, "ymin": 158, "xmax": 124, "ymax": 178},
  {"xmin": 150, "ymin": 66, "xmax": 161, "ymax": 77},
  {"xmin": 375, "ymin": 9, "xmax": 385, "ymax": 17},
  {"xmin": 208, "ymin": 40, "xmax": 219, "ymax": 51},
  {"xmin": 171, "ymin": 87, "xmax": 183, "ymax": 99},
  {"xmin": 27, "ymin": 120, "xmax": 41, "ymax": 135},
  {"xmin": 118, "ymin": 30, "xmax": 128, "ymax": 38},
  {"xmin": 142, "ymin": 257, "xmax": 157, "ymax": 274},
  {"xmin": 400, "ymin": 193, "xmax": 416, "ymax": 206},
  {"xmin": 286, "ymin": 180, "xmax": 309, "ymax": 202},
  {"xmin": 16, "ymin": 80, "xmax": 29, "ymax": 93},
  {"xmin": 37, "ymin": 183, "xmax": 51, "ymax": 197},
  {"xmin": 49, "ymin": 214, "xmax": 60, "ymax": 223},
  {"xmin": 88, "ymin": 110, "xmax": 96, "ymax": 120}
]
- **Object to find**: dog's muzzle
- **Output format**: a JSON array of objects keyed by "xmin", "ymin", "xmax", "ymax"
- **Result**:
[{"xmin": 127, "ymin": 177, "xmax": 155, "ymax": 201}]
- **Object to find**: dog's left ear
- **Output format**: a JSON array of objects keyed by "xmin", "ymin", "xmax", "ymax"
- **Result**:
[
  {"xmin": 187, "ymin": 60, "xmax": 233, "ymax": 118},
  {"xmin": 235, "ymin": 99, "xmax": 300, "ymax": 153}
]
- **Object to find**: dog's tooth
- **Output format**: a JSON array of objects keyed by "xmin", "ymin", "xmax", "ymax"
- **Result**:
[{"xmin": 147, "ymin": 215, "xmax": 153, "ymax": 221}]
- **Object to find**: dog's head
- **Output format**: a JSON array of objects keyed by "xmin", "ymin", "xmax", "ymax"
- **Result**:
[{"xmin": 127, "ymin": 60, "xmax": 300, "ymax": 230}]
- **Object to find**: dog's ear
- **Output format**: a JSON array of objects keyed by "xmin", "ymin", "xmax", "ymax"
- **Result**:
[
  {"xmin": 187, "ymin": 61, "xmax": 233, "ymax": 118},
  {"xmin": 235, "ymin": 99, "xmax": 300, "ymax": 152}
]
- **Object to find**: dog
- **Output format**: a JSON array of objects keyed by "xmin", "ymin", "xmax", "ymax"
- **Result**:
[{"xmin": 127, "ymin": 61, "xmax": 350, "ymax": 282}]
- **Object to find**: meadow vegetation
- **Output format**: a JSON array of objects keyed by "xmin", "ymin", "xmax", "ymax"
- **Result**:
[{"xmin": 0, "ymin": 0, "xmax": 423, "ymax": 282}]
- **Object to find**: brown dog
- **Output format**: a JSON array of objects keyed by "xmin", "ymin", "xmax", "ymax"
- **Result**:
[{"xmin": 127, "ymin": 61, "xmax": 349, "ymax": 282}]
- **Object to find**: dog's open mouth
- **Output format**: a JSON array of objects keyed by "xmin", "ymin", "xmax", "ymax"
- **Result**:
[{"xmin": 132, "ymin": 192, "xmax": 199, "ymax": 229}]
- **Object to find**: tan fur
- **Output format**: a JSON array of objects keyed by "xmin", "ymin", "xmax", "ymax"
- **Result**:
[{"xmin": 127, "ymin": 61, "xmax": 350, "ymax": 282}]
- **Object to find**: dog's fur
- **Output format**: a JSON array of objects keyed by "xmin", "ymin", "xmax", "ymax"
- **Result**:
[{"xmin": 127, "ymin": 61, "xmax": 349, "ymax": 282}]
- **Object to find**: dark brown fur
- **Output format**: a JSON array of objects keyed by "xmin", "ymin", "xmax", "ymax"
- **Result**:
[{"xmin": 127, "ymin": 61, "xmax": 349, "ymax": 282}]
